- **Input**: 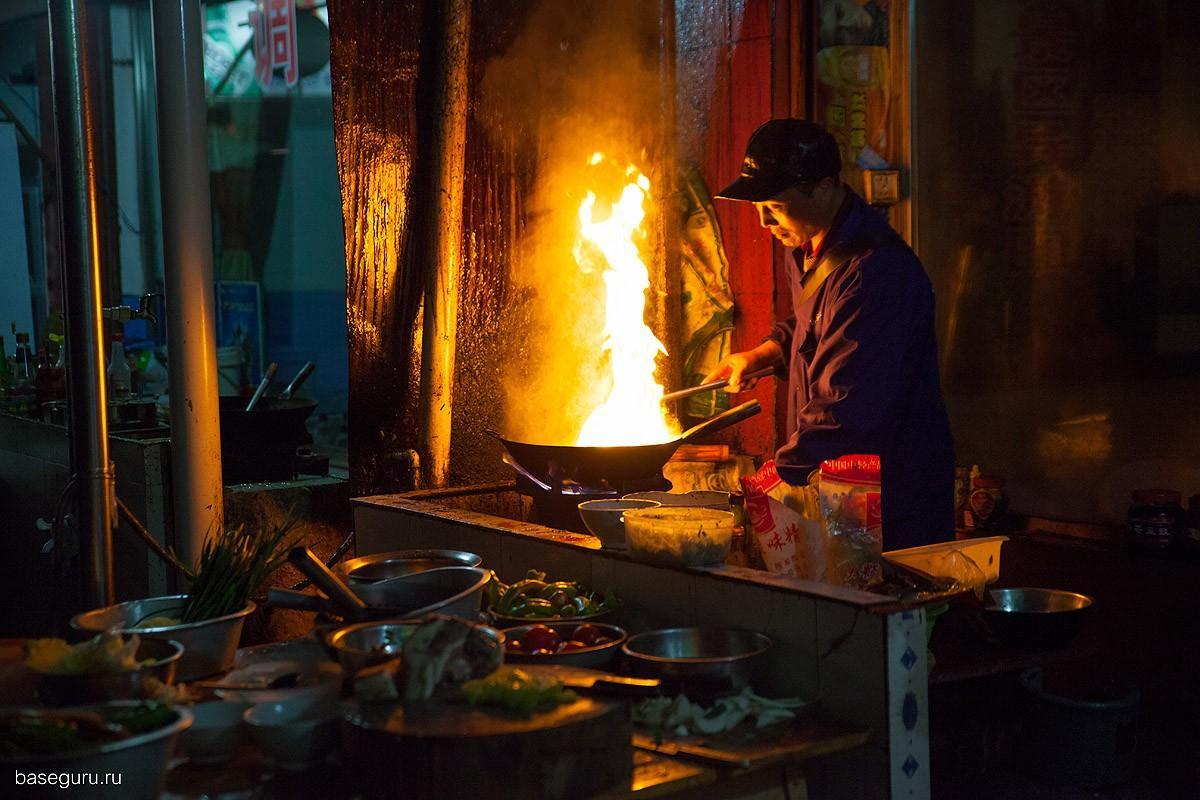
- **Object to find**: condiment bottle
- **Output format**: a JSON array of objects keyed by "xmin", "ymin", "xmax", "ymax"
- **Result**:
[
  {"xmin": 1128, "ymin": 489, "xmax": 1183, "ymax": 551},
  {"xmin": 964, "ymin": 475, "xmax": 1006, "ymax": 530}
]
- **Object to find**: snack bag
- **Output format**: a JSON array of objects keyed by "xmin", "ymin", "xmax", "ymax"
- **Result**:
[
  {"xmin": 740, "ymin": 461, "xmax": 826, "ymax": 580},
  {"xmin": 817, "ymin": 455, "xmax": 883, "ymax": 589}
]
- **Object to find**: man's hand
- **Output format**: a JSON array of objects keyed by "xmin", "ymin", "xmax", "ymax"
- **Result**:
[{"xmin": 703, "ymin": 340, "xmax": 784, "ymax": 392}]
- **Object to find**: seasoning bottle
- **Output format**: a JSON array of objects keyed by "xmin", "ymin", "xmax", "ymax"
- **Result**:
[
  {"xmin": 1128, "ymin": 489, "xmax": 1183, "ymax": 551},
  {"xmin": 964, "ymin": 475, "xmax": 1007, "ymax": 530},
  {"xmin": 107, "ymin": 334, "xmax": 132, "ymax": 402}
]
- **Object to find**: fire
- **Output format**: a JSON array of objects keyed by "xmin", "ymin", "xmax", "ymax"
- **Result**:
[{"xmin": 574, "ymin": 154, "xmax": 677, "ymax": 447}]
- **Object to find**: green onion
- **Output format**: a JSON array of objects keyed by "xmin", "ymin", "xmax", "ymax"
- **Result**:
[{"xmin": 179, "ymin": 520, "xmax": 297, "ymax": 623}]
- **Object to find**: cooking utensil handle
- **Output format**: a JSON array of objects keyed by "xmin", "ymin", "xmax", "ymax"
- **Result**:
[
  {"xmin": 267, "ymin": 587, "xmax": 327, "ymax": 612},
  {"xmin": 661, "ymin": 367, "xmax": 775, "ymax": 403},
  {"xmin": 245, "ymin": 362, "xmax": 279, "ymax": 412},
  {"xmin": 287, "ymin": 546, "xmax": 368, "ymax": 618},
  {"xmin": 679, "ymin": 399, "xmax": 762, "ymax": 443},
  {"xmin": 279, "ymin": 361, "xmax": 315, "ymax": 400}
]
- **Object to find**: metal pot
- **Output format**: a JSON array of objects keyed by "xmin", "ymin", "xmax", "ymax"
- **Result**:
[
  {"xmin": 35, "ymin": 638, "xmax": 184, "ymax": 706},
  {"xmin": 71, "ymin": 595, "xmax": 255, "ymax": 681},
  {"xmin": 983, "ymin": 587, "xmax": 1094, "ymax": 646},
  {"xmin": 218, "ymin": 395, "xmax": 318, "ymax": 483},
  {"xmin": 621, "ymin": 627, "xmax": 771, "ymax": 694},
  {"xmin": 325, "ymin": 619, "xmax": 504, "ymax": 675},
  {"xmin": 490, "ymin": 400, "xmax": 760, "ymax": 484},
  {"xmin": 336, "ymin": 549, "xmax": 483, "ymax": 584}
]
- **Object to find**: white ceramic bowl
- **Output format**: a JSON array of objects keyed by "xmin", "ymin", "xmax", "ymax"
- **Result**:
[
  {"xmin": 179, "ymin": 700, "xmax": 246, "ymax": 765},
  {"xmin": 213, "ymin": 659, "xmax": 342, "ymax": 711},
  {"xmin": 243, "ymin": 699, "xmax": 339, "ymax": 770},
  {"xmin": 577, "ymin": 499, "xmax": 660, "ymax": 549}
]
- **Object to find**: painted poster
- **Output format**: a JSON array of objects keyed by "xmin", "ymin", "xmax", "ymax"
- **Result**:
[
  {"xmin": 815, "ymin": 0, "xmax": 892, "ymax": 175},
  {"xmin": 215, "ymin": 281, "xmax": 264, "ymax": 393}
]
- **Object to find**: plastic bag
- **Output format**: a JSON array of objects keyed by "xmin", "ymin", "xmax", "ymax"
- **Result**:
[
  {"xmin": 740, "ymin": 461, "xmax": 826, "ymax": 580},
  {"xmin": 817, "ymin": 455, "xmax": 883, "ymax": 590}
]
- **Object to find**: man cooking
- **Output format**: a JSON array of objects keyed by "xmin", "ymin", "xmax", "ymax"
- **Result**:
[{"xmin": 707, "ymin": 119, "xmax": 955, "ymax": 549}]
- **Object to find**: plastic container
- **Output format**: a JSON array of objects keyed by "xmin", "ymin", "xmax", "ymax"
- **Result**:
[
  {"xmin": 883, "ymin": 535, "xmax": 1008, "ymax": 584},
  {"xmin": 1018, "ymin": 668, "xmax": 1139, "ymax": 788},
  {"xmin": 623, "ymin": 507, "xmax": 736, "ymax": 567}
]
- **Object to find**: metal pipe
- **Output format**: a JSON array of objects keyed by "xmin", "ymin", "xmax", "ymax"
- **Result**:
[
  {"xmin": 416, "ymin": 0, "xmax": 471, "ymax": 489},
  {"xmin": 151, "ymin": 0, "xmax": 223, "ymax": 566},
  {"xmin": 46, "ymin": 0, "xmax": 115, "ymax": 607}
]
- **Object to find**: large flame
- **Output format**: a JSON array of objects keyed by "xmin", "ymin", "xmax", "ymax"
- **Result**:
[{"xmin": 574, "ymin": 154, "xmax": 677, "ymax": 446}]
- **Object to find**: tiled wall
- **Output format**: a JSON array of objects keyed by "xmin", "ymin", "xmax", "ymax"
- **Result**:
[{"xmin": 355, "ymin": 494, "xmax": 930, "ymax": 798}]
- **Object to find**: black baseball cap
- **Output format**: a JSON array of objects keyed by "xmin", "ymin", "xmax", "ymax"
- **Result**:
[{"xmin": 716, "ymin": 119, "xmax": 842, "ymax": 202}]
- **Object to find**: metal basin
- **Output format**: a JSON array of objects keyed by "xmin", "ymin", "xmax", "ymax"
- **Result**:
[
  {"xmin": 348, "ymin": 566, "xmax": 490, "ymax": 620},
  {"xmin": 36, "ymin": 638, "xmax": 184, "ymax": 706},
  {"xmin": 326, "ymin": 619, "xmax": 504, "ymax": 675},
  {"xmin": 984, "ymin": 587, "xmax": 1094, "ymax": 646},
  {"xmin": 71, "ymin": 595, "xmax": 255, "ymax": 681},
  {"xmin": 0, "ymin": 701, "xmax": 193, "ymax": 800},
  {"xmin": 622, "ymin": 627, "xmax": 771, "ymax": 693},
  {"xmin": 336, "ymin": 549, "xmax": 482, "ymax": 584}
]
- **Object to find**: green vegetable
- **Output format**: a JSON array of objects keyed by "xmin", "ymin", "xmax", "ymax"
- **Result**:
[
  {"xmin": 510, "ymin": 579, "xmax": 548, "ymax": 594},
  {"xmin": 180, "ymin": 520, "xmax": 297, "ymax": 624},
  {"xmin": 538, "ymin": 582, "xmax": 578, "ymax": 600},
  {"xmin": 111, "ymin": 703, "xmax": 174, "ymax": 735},
  {"xmin": 460, "ymin": 667, "xmax": 576, "ymax": 715},
  {"xmin": 497, "ymin": 584, "xmax": 527, "ymax": 614}
]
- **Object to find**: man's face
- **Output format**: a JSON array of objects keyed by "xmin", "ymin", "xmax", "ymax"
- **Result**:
[{"xmin": 753, "ymin": 182, "xmax": 833, "ymax": 248}]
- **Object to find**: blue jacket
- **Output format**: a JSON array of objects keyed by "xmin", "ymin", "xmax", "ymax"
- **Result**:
[{"xmin": 767, "ymin": 190, "xmax": 956, "ymax": 548}]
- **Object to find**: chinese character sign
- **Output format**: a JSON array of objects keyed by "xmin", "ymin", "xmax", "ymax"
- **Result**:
[{"xmin": 250, "ymin": 0, "xmax": 298, "ymax": 89}]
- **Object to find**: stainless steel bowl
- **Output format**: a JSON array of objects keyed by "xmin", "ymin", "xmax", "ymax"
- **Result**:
[
  {"xmin": 351, "ymin": 566, "xmax": 490, "ymax": 619},
  {"xmin": 621, "ymin": 627, "xmax": 771, "ymax": 691},
  {"xmin": 984, "ymin": 587, "xmax": 1094, "ymax": 646},
  {"xmin": 336, "ymin": 549, "xmax": 482, "ymax": 584},
  {"xmin": 36, "ymin": 638, "xmax": 184, "ymax": 706},
  {"xmin": 501, "ymin": 622, "xmax": 627, "ymax": 670},
  {"xmin": 71, "ymin": 595, "xmax": 255, "ymax": 681},
  {"xmin": 326, "ymin": 619, "xmax": 505, "ymax": 675},
  {"xmin": 0, "ymin": 701, "xmax": 193, "ymax": 800}
]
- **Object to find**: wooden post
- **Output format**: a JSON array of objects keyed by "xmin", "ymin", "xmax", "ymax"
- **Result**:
[{"xmin": 417, "ymin": 0, "xmax": 471, "ymax": 489}]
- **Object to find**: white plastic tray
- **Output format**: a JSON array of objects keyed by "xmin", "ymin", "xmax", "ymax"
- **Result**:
[{"xmin": 883, "ymin": 535, "xmax": 1009, "ymax": 585}]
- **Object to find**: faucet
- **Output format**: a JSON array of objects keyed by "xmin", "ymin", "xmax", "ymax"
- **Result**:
[{"xmin": 102, "ymin": 293, "xmax": 159, "ymax": 326}]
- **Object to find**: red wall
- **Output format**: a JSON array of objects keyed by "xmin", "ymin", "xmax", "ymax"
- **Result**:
[{"xmin": 688, "ymin": 0, "xmax": 796, "ymax": 461}]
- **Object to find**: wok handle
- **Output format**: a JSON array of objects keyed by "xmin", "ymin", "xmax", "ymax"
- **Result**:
[
  {"xmin": 679, "ymin": 400, "xmax": 762, "ymax": 444},
  {"xmin": 287, "ymin": 546, "xmax": 368, "ymax": 619}
]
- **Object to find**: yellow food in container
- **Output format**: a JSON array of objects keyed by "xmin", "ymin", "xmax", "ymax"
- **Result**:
[{"xmin": 623, "ymin": 507, "xmax": 737, "ymax": 567}]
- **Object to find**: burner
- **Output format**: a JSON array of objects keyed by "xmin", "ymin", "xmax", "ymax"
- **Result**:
[{"xmin": 515, "ymin": 471, "xmax": 671, "ymax": 533}]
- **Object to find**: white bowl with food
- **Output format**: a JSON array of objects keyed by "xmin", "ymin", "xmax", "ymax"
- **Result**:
[
  {"xmin": 577, "ymin": 498, "xmax": 660, "ymax": 549},
  {"xmin": 623, "ymin": 507, "xmax": 737, "ymax": 567},
  {"xmin": 243, "ymin": 698, "xmax": 339, "ymax": 770},
  {"xmin": 211, "ymin": 659, "xmax": 342, "ymax": 711},
  {"xmin": 178, "ymin": 700, "xmax": 246, "ymax": 765},
  {"xmin": 0, "ymin": 701, "xmax": 192, "ymax": 800}
]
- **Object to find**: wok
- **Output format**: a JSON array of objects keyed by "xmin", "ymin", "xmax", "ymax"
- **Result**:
[{"xmin": 489, "ymin": 399, "xmax": 761, "ymax": 484}]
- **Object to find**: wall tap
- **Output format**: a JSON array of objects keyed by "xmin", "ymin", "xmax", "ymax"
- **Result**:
[{"xmin": 102, "ymin": 293, "xmax": 160, "ymax": 326}]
